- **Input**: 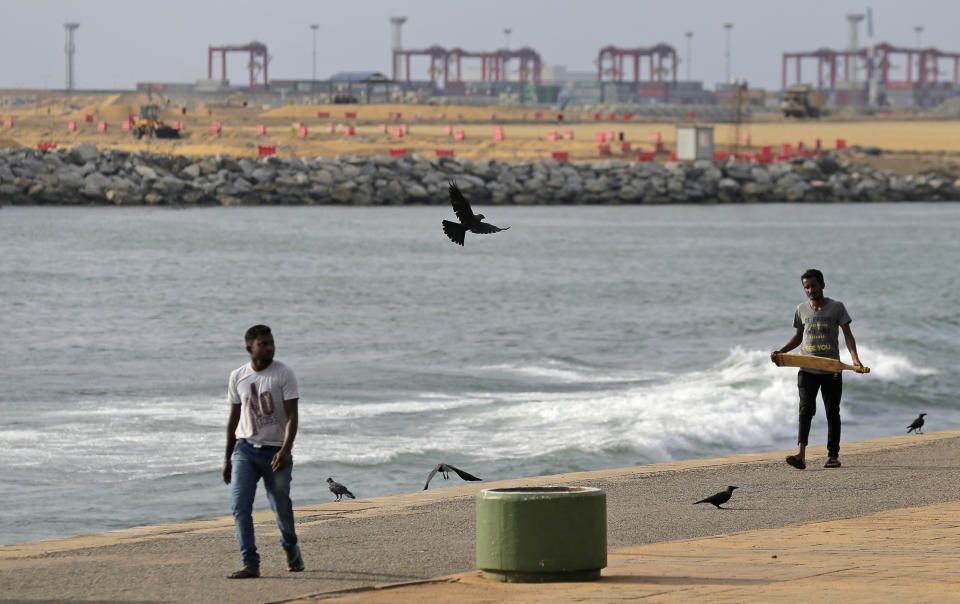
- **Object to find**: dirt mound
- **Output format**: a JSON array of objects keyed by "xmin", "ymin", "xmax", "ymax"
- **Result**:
[
  {"xmin": 0, "ymin": 137, "xmax": 20, "ymax": 148},
  {"xmin": 258, "ymin": 103, "xmax": 531, "ymax": 121},
  {"xmin": 63, "ymin": 94, "xmax": 155, "ymax": 122}
]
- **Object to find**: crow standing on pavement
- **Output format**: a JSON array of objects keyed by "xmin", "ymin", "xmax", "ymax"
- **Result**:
[
  {"xmin": 694, "ymin": 486, "xmax": 738, "ymax": 509},
  {"xmin": 423, "ymin": 463, "xmax": 482, "ymax": 490},
  {"xmin": 907, "ymin": 413, "xmax": 927, "ymax": 434},
  {"xmin": 442, "ymin": 181, "xmax": 509, "ymax": 246},
  {"xmin": 326, "ymin": 477, "xmax": 355, "ymax": 501}
]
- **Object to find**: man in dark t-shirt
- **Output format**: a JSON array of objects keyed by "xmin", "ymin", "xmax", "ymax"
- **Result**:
[{"xmin": 771, "ymin": 269, "xmax": 863, "ymax": 470}]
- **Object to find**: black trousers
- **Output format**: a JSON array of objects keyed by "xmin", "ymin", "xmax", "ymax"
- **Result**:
[{"xmin": 797, "ymin": 370, "xmax": 843, "ymax": 457}]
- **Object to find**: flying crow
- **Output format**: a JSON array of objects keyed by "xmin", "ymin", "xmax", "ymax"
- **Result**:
[
  {"xmin": 423, "ymin": 463, "xmax": 482, "ymax": 490},
  {"xmin": 326, "ymin": 477, "xmax": 355, "ymax": 501},
  {"xmin": 442, "ymin": 181, "xmax": 509, "ymax": 246},
  {"xmin": 907, "ymin": 413, "xmax": 927, "ymax": 434},
  {"xmin": 694, "ymin": 486, "xmax": 738, "ymax": 509}
]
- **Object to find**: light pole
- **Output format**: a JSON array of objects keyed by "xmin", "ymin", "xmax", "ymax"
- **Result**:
[
  {"xmin": 723, "ymin": 23, "xmax": 733, "ymax": 84},
  {"xmin": 504, "ymin": 28, "xmax": 512, "ymax": 50},
  {"xmin": 846, "ymin": 14, "xmax": 864, "ymax": 84},
  {"xmin": 64, "ymin": 22, "xmax": 79, "ymax": 91},
  {"xmin": 390, "ymin": 16, "xmax": 407, "ymax": 81},
  {"xmin": 914, "ymin": 25, "xmax": 925, "ymax": 84},
  {"xmin": 310, "ymin": 24, "xmax": 319, "ymax": 86},
  {"xmin": 685, "ymin": 31, "xmax": 693, "ymax": 81}
]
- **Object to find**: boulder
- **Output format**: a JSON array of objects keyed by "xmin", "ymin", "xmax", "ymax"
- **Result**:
[
  {"xmin": 55, "ymin": 166, "xmax": 85, "ymax": 189},
  {"xmin": 237, "ymin": 158, "xmax": 254, "ymax": 176},
  {"xmin": 197, "ymin": 159, "xmax": 218, "ymax": 175},
  {"xmin": 783, "ymin": 182, "xmax": 811, "ymax": 201},
  {"xmin": 742, "ymin": 181, "xmax": 771, "ymax": 198},
  {"xmin": 250, "ymin": 167, "xmax": 275, "ymax": 183},
  {"xmin": 617, "ymin": 185, "xmax": 643, "ymax": 202},
  {"xmin": 816, "ymin": 155, "xmax": 841, "ymax": 175},
  {"xmin": 81, "ymin": 172, "xmax": 112, "ymax": 197},
  {"xmin": 179, "ymin": 164, "xmax": 201, "ymax": 180},
  {"xmin": 134, "ymin": 165, "xmax": 159, "ymax": 180},
  {"xmin": 750, "ymin": 167, "xmax": 772, "ymax": 184},
  {"xmin": 310, "ymin": 170, "xmax": 334, "ymax": 186},
  {"xmin": 331, "ymin": 182, "xmax": 357, "ymax": 203},
  {"xmin": 154, "ymin": 175, "xmax": 185, "ymax": 194},
  {"xmin": 69, "ymin": 144, "xmax": 100, "ymax": 165},
  {"xmin": 716, "ymin": 178, "xmax": 741, "ymax": 202},
  {"xmin": 98, "ymin": 160, "xmax": 120, "ymax": 175},
  {"xmin": 406, "ymin": 182, "xmax": 428, "ymax": 198}
]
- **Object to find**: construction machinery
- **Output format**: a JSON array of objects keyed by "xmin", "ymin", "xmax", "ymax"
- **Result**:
[
  {"xmin": 781, "ymin": 84, "xmax": 826, "ymax": 118},
  {"xmin": 132, "ymin": 104, "xmax": 179, "ymax": 139}
]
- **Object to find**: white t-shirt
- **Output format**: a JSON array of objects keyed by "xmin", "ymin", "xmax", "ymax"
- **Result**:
[{"xmin": 228, "ymin": 360, "xmax": 299, "ymax": 447}]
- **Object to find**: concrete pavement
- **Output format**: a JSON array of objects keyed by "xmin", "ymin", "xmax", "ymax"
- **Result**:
[
  {"xmin": 320, "ymin": 500, "xmax": 960, "ymax": 602},
  {"xmin": 2, "ymin": 431, "xmax": 959, "ymax": 603}
]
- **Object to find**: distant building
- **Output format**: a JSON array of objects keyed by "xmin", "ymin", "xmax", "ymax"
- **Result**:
[
  {"xmin": 269, "ymin": 72, "xmax": 395, "ymax": 102},
  {"xmin": 540, "ymin": 65, "xmax": 597, "ymax": 85}
]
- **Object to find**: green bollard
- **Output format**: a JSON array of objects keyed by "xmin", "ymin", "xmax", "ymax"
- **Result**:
[{"xmin": 475, "ymin": 486, "xmax": 606, "ymax": 582}]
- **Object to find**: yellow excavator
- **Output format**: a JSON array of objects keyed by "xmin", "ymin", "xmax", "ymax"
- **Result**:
[{"xmin": 131, "ymin": 104, "xmax": 179, "ymax": 139}]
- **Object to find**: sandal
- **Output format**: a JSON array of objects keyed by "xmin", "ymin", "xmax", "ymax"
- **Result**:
[
  {"xmin": 785, "ymin": 454, "xmax": 806, "ymax": 470},
  {"xmin": 285, "ymin": 544, "xmax": 305, "ymax": 572},
  {"xmin": 228, "ymin": 566, "xmax": 260, "ymax": 579},
  {"xmin": 824, "ymin": 458, "xmax": 842, "ymax": 468}
]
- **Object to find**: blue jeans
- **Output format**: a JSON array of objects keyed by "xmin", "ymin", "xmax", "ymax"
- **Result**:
[{"xmin": 231, "ymin": 439, "xmax": 298, "ymax": 568}]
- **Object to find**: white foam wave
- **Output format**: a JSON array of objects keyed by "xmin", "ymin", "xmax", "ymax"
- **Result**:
[
  {"xmin": 473, "ymin": 361, "xmax": 650, "ymax": 384},
  {"xmin": 314, "ymin": 394, "xmax": 485, "ymax": 420},
  {"xmin": 459, "ymin": 347, "xmax": 796, "ymax": 461},
  {"xmin": 302, "ymin": 345, "xmax": 940, "ymax": 466},
  {"xmin": 10, "ymin": 346, "xmax": 940, "ymax": 474},
  {"xmin": 855, "ymin": 346, "xmax": 938, "ymax": 381},
  {"xmin": 294, "ymin": 347, "xmax": 796, "ymax": 465},
  {"xmin": 48, "ymin": 397, "xmax": 227, "ymax": 427}
]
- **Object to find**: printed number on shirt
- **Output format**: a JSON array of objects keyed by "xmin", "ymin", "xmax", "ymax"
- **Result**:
[
  {"xmin": 247, "ymin": 383, "xmax": 276, "ymax": 416},
  {"xmin": 245, "ymin": 383, "xmax": 276, "ymax": 435}
]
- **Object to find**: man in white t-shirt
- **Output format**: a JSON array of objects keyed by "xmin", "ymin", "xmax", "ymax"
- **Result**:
[{"xmin": 222, "ymin": 324, "xmax": 304, "ymax": 579}]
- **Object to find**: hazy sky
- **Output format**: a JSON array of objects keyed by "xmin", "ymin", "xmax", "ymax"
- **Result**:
[{"xmin": 3, "ymin": 0, "xmax": 958, "ymax": 91}]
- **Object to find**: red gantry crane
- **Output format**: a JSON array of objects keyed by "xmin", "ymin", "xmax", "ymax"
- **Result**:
[
  {"xmin": 596, "ymin": 44, "xmax": 678, "ymax": 83},
  {"xmin": 208, "ymin": 41, "xmax": 269, "ymax": 90},
  {"xmin": 782, "ymin": 43, "xmax": 960, "ymax": 90},
  {"xmin": 392, "ymin": 46, "xmax": 542, "ymax": 85}
]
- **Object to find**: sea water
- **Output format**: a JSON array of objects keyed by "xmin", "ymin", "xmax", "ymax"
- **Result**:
[{"xmin": 1, "ymin": 203, "xmax": 957, "ymax": 545}]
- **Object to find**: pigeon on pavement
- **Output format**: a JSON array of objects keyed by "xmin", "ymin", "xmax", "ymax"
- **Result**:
[
  {"xmin": 423, "ymin": 463, "xmax": 482, "ymax": 490},
  {"xmin": 442, "ymin": 181, "xmax": 509, "ymax": 246}
]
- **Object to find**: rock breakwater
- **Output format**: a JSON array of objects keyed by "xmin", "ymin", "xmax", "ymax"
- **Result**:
[{"xmin": 1, "ymin": 144, "xmax": 958, "ymax": 206}]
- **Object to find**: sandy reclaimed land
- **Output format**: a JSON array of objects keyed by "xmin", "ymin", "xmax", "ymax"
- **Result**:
[
  {"xmin": 2, "ymin": 431, "xmax": 960, "ymax": 603},
  {"xmin": 4, "ymin": 93, "xmax": 960, "ymax": 174}
]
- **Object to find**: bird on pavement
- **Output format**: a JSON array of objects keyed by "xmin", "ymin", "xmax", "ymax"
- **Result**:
[
  {"xmin": 442, "ymin": 181, "xmax": 509, "ymax": 246},
  {"xmin": 694, "ymin": 486, "xmax": 738, "ymax": 509},
  {"xmin": 423, "ymin": 463, "xmax": 482, "ymax": 490},
  {"xmin": 907, "ymin": 413, "xmax": 927, "ymax": 434},
  {"xmin": 326, "ymin": 477, "xmax": 355, "ymax": 501}
]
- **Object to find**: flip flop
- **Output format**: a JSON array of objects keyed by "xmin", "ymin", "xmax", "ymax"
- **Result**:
[
  {"xmin": 285, "ymin": 544, "xmax": 305, "ymax": 572},
  {"xmin": 228, "ymin": 566, "xmax": 260, "ymax": 579},
  {"xmin": 824, "ymin": 458, "xmax": 842, "ymax": 468},
  {"xmin": 785, "ymin": 454, "xmax": 806, "ymax": 470}
]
